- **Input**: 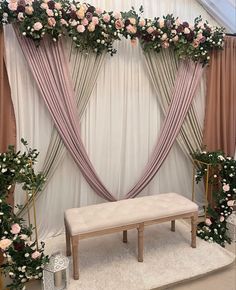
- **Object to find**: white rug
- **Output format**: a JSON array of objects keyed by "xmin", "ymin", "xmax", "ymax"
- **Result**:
[{"xmin": 44, "ymin": 221, "xmax": 235, "ymax": 290}]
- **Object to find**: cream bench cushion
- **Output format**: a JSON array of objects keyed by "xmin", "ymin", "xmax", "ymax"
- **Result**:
[{"xmin": 64, "ymin": 192, "xmax": 198, "ymax": 280}]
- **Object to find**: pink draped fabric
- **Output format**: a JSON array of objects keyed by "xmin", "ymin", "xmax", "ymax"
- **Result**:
[{"xmin": 15, "ymin": 31, "xmax": 203, "ymax": 201}]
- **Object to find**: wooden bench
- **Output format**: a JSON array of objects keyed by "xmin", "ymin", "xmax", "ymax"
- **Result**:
[{"xmin": 64, "ymin": 192, "xmax": 198, "ymax": 280}]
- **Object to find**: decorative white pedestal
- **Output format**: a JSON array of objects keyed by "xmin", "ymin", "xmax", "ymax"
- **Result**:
[{"xmin": 227, "ymin": 212, "xmax": 236, "ymax": 242}]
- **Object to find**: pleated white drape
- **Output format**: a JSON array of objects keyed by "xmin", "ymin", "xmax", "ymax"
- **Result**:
[{"xmin": 4, "ymin": 0, "xmax": 219, "ymax": 239}]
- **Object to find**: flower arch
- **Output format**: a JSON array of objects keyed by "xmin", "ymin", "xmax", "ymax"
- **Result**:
[{"xmin": 0, "ymin": 0, "xmax": 225, "ymax": 64}]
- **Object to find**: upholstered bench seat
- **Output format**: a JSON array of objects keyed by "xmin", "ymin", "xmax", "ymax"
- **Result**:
[{"xmin": 64, "ymin": 192, "xmax": 198, "ymax": 280}]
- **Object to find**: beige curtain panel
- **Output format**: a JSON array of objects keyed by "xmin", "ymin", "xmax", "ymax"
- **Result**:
[{"xmin": 203, "ymin": 36, "xmax": 236, "ymax": 156}]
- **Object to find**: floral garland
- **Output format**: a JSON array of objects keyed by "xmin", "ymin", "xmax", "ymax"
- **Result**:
[
  {"xmin": 191, "ymin": 150, "xmax": 236, "ymax": 247},
  {"xmin": 0, "ymin": 0, "xmax": 225, "ymax": 63},
  {"xmin": 0, "ymin": 139, "xmax": 49, "ymax": 290}
]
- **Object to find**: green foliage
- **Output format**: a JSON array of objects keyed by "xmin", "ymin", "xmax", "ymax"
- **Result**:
[
  {"xmin": 191, "ymin": 150, "xmax": 236, "ymax": 247},
  {"xmin": 0, "ymin": 140, "xmax": 49, "ymax": 290}
]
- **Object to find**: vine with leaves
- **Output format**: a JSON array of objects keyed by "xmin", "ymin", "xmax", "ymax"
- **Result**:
[{"xmin": 191, "ymin": 150, "xmax": 236, "ymax": 247}]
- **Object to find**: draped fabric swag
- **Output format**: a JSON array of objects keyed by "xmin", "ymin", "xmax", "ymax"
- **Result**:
[{"xmin": 15, "ymin": 30, "xmax": 204, "ymax": 201}]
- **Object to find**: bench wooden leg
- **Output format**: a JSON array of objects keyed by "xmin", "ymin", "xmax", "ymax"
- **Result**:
[
  {"xmin": 171, "ymin": 220, "xmax": 175, "ymax": 232},
  {"xmin": 191, "ymin": 213, "xmax": 198, "ymax": 248},
  {"xmin": 72, "ymin": 236, "xmax": 79, "ymax": 280},
  {"xmin": 65, "ymin": 222, "xmax": 71, "ymax": 257},
  {"xmin": 123, "ymin": 230, "xmax": 128, "ymax": 243},
  {"xmin": 138, "ymin": 223, "xmax": 144, "ymax": 262}
]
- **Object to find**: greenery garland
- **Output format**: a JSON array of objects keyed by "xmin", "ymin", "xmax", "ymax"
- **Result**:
[
  {"xmin": 0, "ymin": 139, "xmax": 49, "ymax": 290},
  {"xmin": 191, "ymin": 150, "xmax": 236, "ymax": 247},
  {"xmin": 0, "ymin": 0, "xmax": 225, "ymax": 64}
]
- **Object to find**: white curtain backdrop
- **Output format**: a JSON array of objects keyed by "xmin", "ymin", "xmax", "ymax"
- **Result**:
[{"xmin": 4, "ymin": 0, "xmax": 220, "ymax": 239}]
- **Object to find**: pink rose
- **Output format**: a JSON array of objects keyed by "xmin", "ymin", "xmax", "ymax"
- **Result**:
[
  {"xmin": 33, "ymin": 22, "xmax": 43, "ymax": 31},
  {"xmin": 147, "ymin": 27, "xmax": 154, "ymax": 34},
  {"xmin": 184, "ymin": 27, "xmax": 190, "ymax": 34},
  {"xmin": 88, "ymin": 22, "xmax": 95, "ymax": 32},
  {"xmin": 40, "ymin": 3, "xmax": 48, "ymax": 9},
  {"xmin": 173, "ymin": 35, "xmax": 179, "ymax": 42},
  {"xmin": 138, "ymin": 18, "xmax": 146, "ymax": 27},
  {"xmin": 126, "ymin": 24, "xmax": 137, "ymax": 34},
  {"xmin": 113, "ymin": 11, "xmax": 121, "ymax": 19},
  {"xmin": 129, "ymin": 18, "xmax": 136, "ymax": 25},
  {"xmin": 192, "ymin": 40, "xmax": 199, "ymax": 48},
  {"xmin": 60, "ymin": 19, "xmax": 68, "ymax": 26},
  {"xmin": 220, "ymin": 216, "xmax": 225, "ymax": 222},
  {"xmin": 162, "ymin": 41, "xmax": 169, "ymax": 48},
  {"xmin": 54, "ymin": 2, "xmax": 62, "ymax": 10},
  {"xmin": 92, "ymin": 16, "xmax": 99, "ymax": 25},
  {"xmin": 8, "ymin": 2, "xmax": 18, "ymax": 11},
  {"xmin": 161, "ymin": 33, "xmax": 168, "ymax": 41},
  {"xmin": 95, "ymin": 7, "xmax": 103, "ymax": 15},
  {"xmin": 205, "ymin": 218, "xmax": 212, "ymax": 226},
  {"xmin": 175, "ymin": 18, "xmax": 182, "ymax": 26},
  {"xmin": 70, "ymin": 19, "xmax": 77, "ymax": 27},
  {"xmin": 227, "ymin": 200, "xmax": 235, "ymax": 207},
  {"xmin": 0, "ymin": 239, "xmax": 12, "ymax": 250},
  {"xmin": 115, "ymin": 19, "xmax": 124, "ymax": 30},
  {"xmin": 11, "ymin": 223, "xmax": 21, "ymax": 234},
  {"xmin": 159, "ymin": 19, "xmax": 165, "ymax": 28},
  {"xmin": 46, "ymin": 9, "xmax": 54, "ymax": 17},
  {"xmin": 25, "ymin": 6, "xmax": 34, "ymax": 15},
  {"xmin": 31, "ymin": 251, "xmax": 41, "ymax": 259},
  {"xmin": 19, "ymin": 234, "xmax": 28, "ymax": 240},
  {"xmin": 77, "ymin": 25, "xmax": 85, "ymax": 33},
  {"xmin": 81, "ymin": 18, "xmax": 88, "ymax": 26},
  {"xmin": 223, "ymin": 184, "xmax": 230, "ymax": 192},
  {"xmin": 48, "ymin": 17, "xmax": 56, "ymax": 27},
  {"xmin": 70, "ymin": 4, "xmax": 76, "ymax": 11},
  {"xmin": 103, "ymin": 13, "xmax": 110, "ymax": 23}
]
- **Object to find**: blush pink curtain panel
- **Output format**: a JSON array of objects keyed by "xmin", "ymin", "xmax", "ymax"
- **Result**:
[{"xmin": 15, "ymin": 29, "xmax": 204, "ymax": 201}]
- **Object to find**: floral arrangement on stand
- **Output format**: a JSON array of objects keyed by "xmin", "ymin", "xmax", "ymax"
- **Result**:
[
  {"xmin": 0, "ymin": 139, "xmax": 49, "ymax": 290},
  {"xmin": 0, "ymin": 0, "xmax": 225, "ymax": 64},
  {"xmin": 191, "ymin": 150, "xmax": 236, "ymax": 247}
]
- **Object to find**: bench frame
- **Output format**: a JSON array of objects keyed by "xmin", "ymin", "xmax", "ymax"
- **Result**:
[{"xmin": 65, "ymin": 210, "xmax": 198, "ymax": 280}]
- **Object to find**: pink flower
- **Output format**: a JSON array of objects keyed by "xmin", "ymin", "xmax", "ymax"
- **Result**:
[
  {"xmin": 223, "ymin": 184, "xmax": 230, "ymax": 192},
  {"xmin": 31, "ymin": 251, "xmax": 41, "ymax": 259},
  {"xmin": 95, "ymin": 7, "xmax": 103, "ymax": 15},
  {"xmin": 205, "ymin": 218, "xmax": 212, "ymax": 226},
  {"xmin": 48, "ymin": 17, "xmax": 56, "ymax": 27},
  {"xmin": 126, "ymin": 24, "xmax": 137, "ymax": 34},
  {"xmin": 88, "ymin": 22, "xmax": 95, "ymax": 32},
  {"xmin": 81, "ymin": 18, "xmax": 88, "ymax": 26},
  {"xmin": 77, "ymin": 24, "xmax": 85, "ymax": 33},
  {"xmin": 60, "ymin": 19, "xmax": 68, "ymax": 26},
  {"xmin": 129, "ymin": 18, "xmax": 136, "ymax": 25},
  {"xmin": 147, "ymin": 27, "xmax": 154, "ymax": 34},
  {"xmin": 25, "ymin": 6, "xmax": 34, "ymax": 15},
  {"xmin": 0, "ymin": 239, "xmax": 12, "ymax": 250},
  {"xmin": 220, "ymin": 216, "xmax": 225, "ymax": 222},
  {"xmin": 227, "ymin": 200, "xmax": 235, "ymax": 207},
  {"xmin": 54, "ymin": 2, "xmax": 62, "ymax": 10},
  {"xmin": 138, "ymin": 18, "xmax": 146, "ymax": 27},
  {"xmin": 19, "ymin": 234, "xmax": 28, "ymax": 240},
  {"xmin": 40, "ymin": 3, "xmax": 48, "ymax": 9},
  {"xmin": 11, "ymin": 223, "xmax": 21, "ymax": 234},
  {"xmin": 113, "ymin": 11, "xmax": 121, "ymax": 19},
  {"xmin": 33, "ymin": 22, "xmax": 43, "ymax": 31},
  {"xmin": 92, "ymin": 16, "xmax": 99, "ymax": 25},
  {"xmin": 115, "ymin": 19, "xmax": 124, "ymax": 30},
  {"xmin": 184, "ymin": 27, "xmax": 190, "ymax": 34},
  {"xmin": 8, "ymin": 2, "xmax": 18, "ymax": 11},
  {"xmin": 192, "ymin": 40, "xmax": 199, "ymax": 48},
  {"xmin": 70, "ymin": 4, "xmax": 76, "ymax": 11},
  {"xmin": 103, "ymin": 13, "xmax": 110, "ymax": 23},
  {"xmin": 161, "ymin": 33, "xmax": 168, "ymax": 41},
  {"xmin": 25, "ymin": 0, "xmax": 34, "ymax": 4},
  {"xmin": 162, "ymin": 41, "xmax": 169, "ymax": 48},
  {"xmin": 46, "ymin": 9, "xmax": 54, "ymax": 17},
  {"xmin": 173, "ymin": 35, "xmax": 179, "ymax": 42},
  {"xmin": 159, "ymin": 19, "xmax": 165, "ymax": 28}
]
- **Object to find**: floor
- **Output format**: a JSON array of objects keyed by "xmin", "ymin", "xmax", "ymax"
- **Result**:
[{"xmin": 2, "ymin": 240, "xmax": 236, "ymax": 290}]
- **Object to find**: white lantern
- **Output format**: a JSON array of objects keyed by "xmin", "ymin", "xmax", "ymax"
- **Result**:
[
  {"xmin": 42, "ymin": 252, "xmax": 70, "ymax": 290},
  {"xmin": 227, "ymin": 211, "xmax": 236, "ymax": 242}
]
